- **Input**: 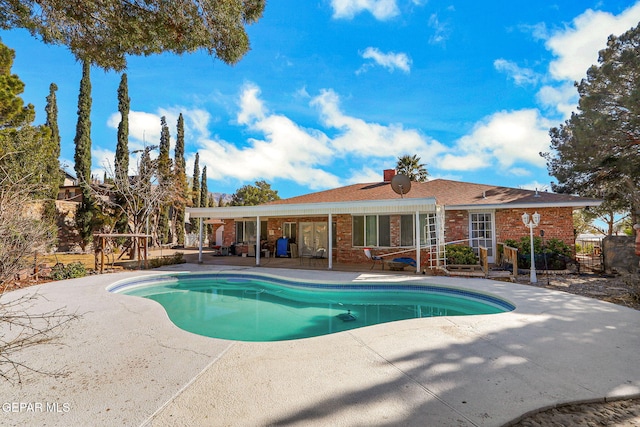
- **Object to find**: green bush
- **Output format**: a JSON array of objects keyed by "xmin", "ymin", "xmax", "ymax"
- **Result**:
[
  {"xmin": 51, "ymin": 262, "xmax": 87, "ymax": 280},
  {"xmin": 445, "ymin": 245, "xmax": 478, "ymax": 265},
  {"xmin": 544, "ymin": 238, "xmax": 572, "ymax": 257},
  {"xmin": 503, "ymin": 237, "xmax": 573, "ymax": 270}
]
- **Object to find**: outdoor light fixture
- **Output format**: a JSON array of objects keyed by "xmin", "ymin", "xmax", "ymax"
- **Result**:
[{"xmin": 522, "ymin": 211, "xmax": 540, "ymax": 283}]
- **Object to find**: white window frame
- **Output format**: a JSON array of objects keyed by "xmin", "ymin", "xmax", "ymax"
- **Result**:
[
  {"xmin": 352, "ymin": 215, "xmax": 391, "ymax": 247},
  {"xmin": 469, "ymin": 211, "xmax": 496, "ymax": 262}
]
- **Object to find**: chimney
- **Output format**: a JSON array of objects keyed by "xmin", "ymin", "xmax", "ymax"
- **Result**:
[{"xmin": 383, "ymin": 169, "xmax": 396, "ymax": 182}]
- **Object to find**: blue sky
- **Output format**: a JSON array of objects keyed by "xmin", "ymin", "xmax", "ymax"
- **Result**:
[{"xmin": 2, "ymin": 0, "xmax": 640, "ymax": 199}]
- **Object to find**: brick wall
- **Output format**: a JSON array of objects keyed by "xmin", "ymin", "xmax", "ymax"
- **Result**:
[
  {"xmin": 220, "ymin": 207, "xmax": 578, "ymax": 265},
  {"xmin": 496, "ymin": 207, "xmax": 575, "ymax": 247},
  {"xmin": 444, "ymin": 210, "xmax": 468, "ymax": 243}
]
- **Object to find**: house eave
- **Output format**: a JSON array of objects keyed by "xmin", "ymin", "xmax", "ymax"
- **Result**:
[
  {"xmin": 187, "ymin": 197, "xmax": 438, "ymax": 219},
  {"xmin": 445, "ymin": 200, "xmax": 603, "ymax": 211}
]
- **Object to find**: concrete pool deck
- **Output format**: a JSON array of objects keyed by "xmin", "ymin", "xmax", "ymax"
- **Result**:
[{"xmin": 1, "ymin": 264, "xmax": 639, "ymax": 427}]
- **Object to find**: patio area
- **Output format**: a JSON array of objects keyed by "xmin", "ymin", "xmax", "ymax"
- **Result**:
[
  {"xmin": 179, "ymin": 247, "xmax": 423, "ymax": 274},
  {"xmin": 1, "ymin": 262, "xmax": 639, "ymax": 426}
]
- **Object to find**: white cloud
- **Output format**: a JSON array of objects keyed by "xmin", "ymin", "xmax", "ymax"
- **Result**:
[
  {"xmin": 345, "ymin": 166, "xmax": 387, "ymax": 184},
  {"xmin": 91, "ymin": 146, "xmax": 115, "ymax": 179},
  {"xmin": 236, "ymin": 83, "xmax": 266, "ymax": 125},
  {"xmin": 428, "ymin": 13, "xmax": 451, "ymax": 45},
  {"xmin": 330, "ymin": 0, "xmax": 399, "ymax": 20},
  {"xmin": 508, "ymin": 167, "xmax": 532, "ymax": 177},
  {"xmin": 546, "ymin": 3, "xmax": 640, "ymax": 82},
  {"xmin": 311, "ymin": 89, "xmax": 447, "ymax": 159},
  {"xmin": 535, "ymin": 83, "xmax": 577, "ymax": 119},
  {"xmin": 180, "ymin": 84, "xmax": 456, "ymax": 191},
  {"xmin": 193, "ymin": 84, "xmax": 340, "ymax": 190},
  {"xmin": 439, "ymin": 109, "xmax": 553, "ymax": 171},
  {"xmin": 494, "ymin": 59, "xmax": 539, "ymax": 86},
  {"xmin": 107, "ymin": 109, "xmax": 162, "ymax": 147},
  {"xmin": 358, "ymin": 47, "xmax": 411, "ymax": 73}
]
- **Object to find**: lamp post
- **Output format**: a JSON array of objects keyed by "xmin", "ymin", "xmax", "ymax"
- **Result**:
[{"xmin": 522, "ymin": 211, "xmax": 540, "ymax": 284}]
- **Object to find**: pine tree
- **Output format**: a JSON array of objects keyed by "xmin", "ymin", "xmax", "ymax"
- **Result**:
[
  {"xmin": 73, "ymin": 61, "xmax": 96, "ymax": 250},
  {"xmin": 0, "ymin": 42, "xmax": 35, "ymax": 129},
  {"xmin": 174, "ymin": 113, "xmax": 187, "ymax": 245},
  {"xmin": 190, "ymin": 152, "xmax": 200, "ymax": 230},
  {"xmin": 0, "ymin": 41, "xmax": 58, "ymax": 228},
  {"xmin": 157, "ymin": 116, "xmax": 172, "ymax": 244},
  {"xmin": 545, "ymin": 23, "xmax": 640, "ymax": 223},
  {"xmin": 1, "ymin": 0, "xmax": 265, "ymax": 71},
  {"xmin": 115, "ymin": 73, "xmax": 129, "ymax": 180}
]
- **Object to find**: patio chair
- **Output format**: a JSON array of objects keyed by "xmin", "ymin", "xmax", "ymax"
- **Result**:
[
  {"xmin": 299, "ymin": 246, "xmax": 314, "ymax": 264},
  {"xmin": 364, "ymin": 248, "xmax": 384, "ymax": 270},
  {"xmin": 310, "ymin": 248, "xmax": 326, "ymax": 266}
]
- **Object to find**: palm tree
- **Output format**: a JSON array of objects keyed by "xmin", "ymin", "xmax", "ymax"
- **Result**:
[{"xmin": 395, "ymin": 154, "xmax": 429, "ymax": 182}]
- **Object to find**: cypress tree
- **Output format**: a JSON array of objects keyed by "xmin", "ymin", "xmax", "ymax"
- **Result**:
[
  {"xmin": 42, "ymin": 82, "xmax": 62, "ymax": 224},
  {"xmin": 157, "ymin": 116, "xmax": 172, "ymax": 244},
  {"xmin": 114, "ymin": 73, "xmax": 130, "ymax": 234},
  {"xmin": 74, "ymin": 61, "xmax": 92, "ymax": 187},
  {"xmin": 115, "ymin": 73, "xmax": 129, "ymax": 180},
  {"xmin": 174, "ymin": 113, "xmax": 187, "ymax": 245},
  {"xmin": 200, "ymin": 166, "xmax": 209, "ymax": 239},
  {"xmin": 45, "ymin": 83, "xmax": 61, "ymax": 184},
  {"xmin": 200, "ymin": 166, "xmax": 208, "ymax": 208},
  {"xmin": 190, "ymin": 152, "xmax": 200, "ymax": 231},
  {"xmin": 73, "ymin": 61, "xmax": 95, "ymax": 249}
]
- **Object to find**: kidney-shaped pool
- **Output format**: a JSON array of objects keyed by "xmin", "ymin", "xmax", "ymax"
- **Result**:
[{"xmin": 108, "ymin": 272, "xmax": 515, "ymax": 342}]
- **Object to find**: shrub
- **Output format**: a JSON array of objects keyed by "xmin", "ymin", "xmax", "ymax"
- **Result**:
[
  {"xmin": 50, "ymin": 262, "xmax": 87, "ymax": 280},
  {"xmin": 445, "ymin": 245, "xmax": 478, "ymax": 265},
  {"xmin": 505, "ymin": 237, "xmax": 573, "ymax": 270},
  {"xmin": 543, "ymin": 238, "xmax": 572, "ymax": 257}
]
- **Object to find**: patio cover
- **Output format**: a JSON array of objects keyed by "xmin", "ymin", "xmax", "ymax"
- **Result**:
[{"xmin": 187, "ymin": 197, "xmax": 438, "ymax": 272}]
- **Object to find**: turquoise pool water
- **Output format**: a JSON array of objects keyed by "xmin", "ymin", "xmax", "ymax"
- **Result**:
[{"xmin": 109, "ymin": 273, "xmax": 514, "ymax": 342}]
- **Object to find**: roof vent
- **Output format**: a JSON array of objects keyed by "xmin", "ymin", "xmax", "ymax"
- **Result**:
[{"xmin": 534, "ymin": 188, "xmax": 541, "ymax": 198}]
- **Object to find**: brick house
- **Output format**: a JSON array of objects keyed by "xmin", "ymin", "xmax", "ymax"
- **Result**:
[{"xmin": 187, "ymin": 170, "xmax": 601, "ymax": 272}]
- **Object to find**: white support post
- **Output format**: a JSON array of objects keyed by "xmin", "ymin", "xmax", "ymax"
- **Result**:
[
  {"xmin": 415, "ymin": 210, "xmax": 421, "ymax": 274},
  {"xmin": 328, "ymin": 213, "xmax": 333, "ymax": 270},
  {"xmin": 198, "ymin": 218, "xmax": 203, "ymax": 264},
  {"xmin": 256, "ymin": 216, "xmax": 261, "ymax": 266}
]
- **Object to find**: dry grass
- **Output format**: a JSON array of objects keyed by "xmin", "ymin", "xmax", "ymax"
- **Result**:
[{"xmin": 40, "ymin": 253, "xmax": 97, "ymax": 268}]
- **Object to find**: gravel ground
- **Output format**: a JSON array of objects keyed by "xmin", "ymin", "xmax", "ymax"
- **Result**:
[{"xmin": 508, "ymin": 272, "xmax": 640, "ymax": 427}]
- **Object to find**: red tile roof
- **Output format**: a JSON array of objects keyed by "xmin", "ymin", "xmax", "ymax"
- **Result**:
[{"xmin": 269, "ymin": 179, "xmax": 601, "ymax": 208}]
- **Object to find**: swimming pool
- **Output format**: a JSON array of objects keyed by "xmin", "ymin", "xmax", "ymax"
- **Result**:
[{"xmin": 108, "ymin": 272, "xmax": 515, "ymax": 342}]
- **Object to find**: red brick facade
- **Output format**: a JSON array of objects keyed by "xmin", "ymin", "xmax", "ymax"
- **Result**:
[
  {"xmin": 495, "ymin": 207, "xmax": 575, "ymax": 247},
  {"xmin": 221, "ymin": 207, "xmax": 577, "ymax": 265}
]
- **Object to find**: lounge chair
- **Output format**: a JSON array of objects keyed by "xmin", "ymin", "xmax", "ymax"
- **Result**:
[{"xmin": 364, "ymin": 248, "xmax": 384, "ymax": 270}]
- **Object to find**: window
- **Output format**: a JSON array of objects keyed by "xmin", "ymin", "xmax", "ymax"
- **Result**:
[
  {"xmin": 400, "ymin": 215, "xmax": 414, "ymax": 246},
  {"xmin": 235, "ymin": 221, "xmax": 245, "ymax": 243},
  {"xmin": 235, "ymin": 220, "xmax": 267, "ymax": 243},
  {"xmin": 352, "ymin": 215, "xmax": 390, "ymax": 247},
  {"xmin": 283, "ymin": 222, "xmax": 297, "ymax": 241},
  {"xmin": 400, "ymin": 214, "xmax": 437, "ymax": 247}
]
